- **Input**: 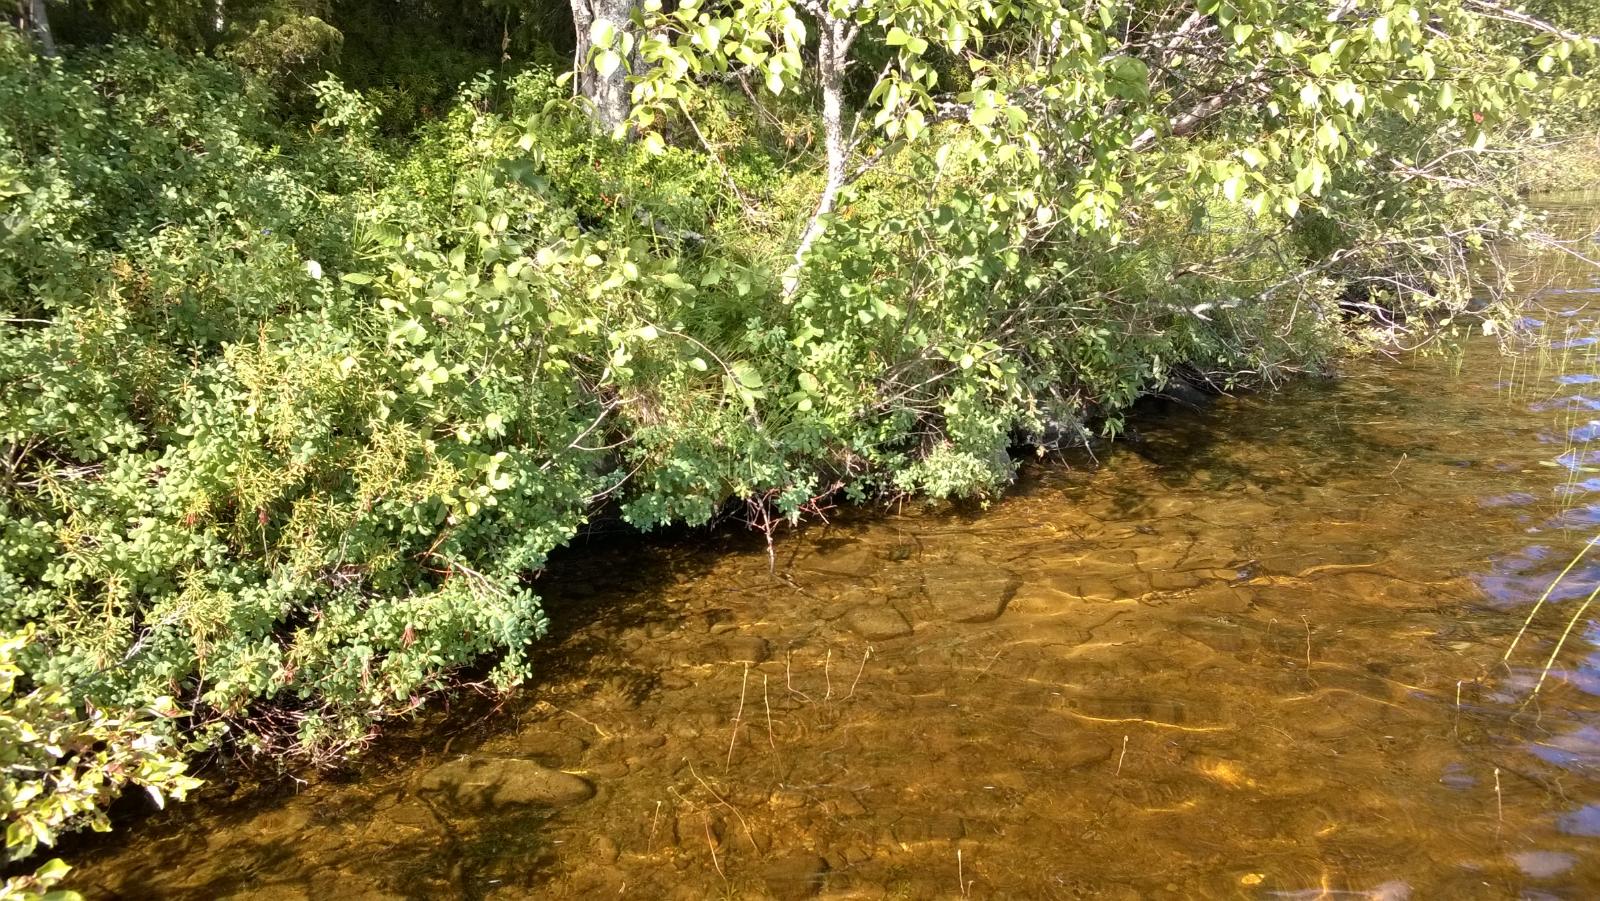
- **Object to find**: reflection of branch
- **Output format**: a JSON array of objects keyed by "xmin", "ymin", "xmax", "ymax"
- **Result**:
[{"xmin": 1526, "ymin": 230, "xmax": 1600, "ymax": 270}]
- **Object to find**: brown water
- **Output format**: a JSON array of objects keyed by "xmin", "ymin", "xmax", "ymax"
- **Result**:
[{"xmin": 72, "ymin": 201, "xmax": 1600, "ymax": 899}]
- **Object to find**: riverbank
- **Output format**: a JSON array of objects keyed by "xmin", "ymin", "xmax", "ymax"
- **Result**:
[
  {"xmin": 1520, "ymin": 136, "xmax": 1600, "ymax": 194},
  {"xmin": 59, "ymin": 237, "xmax": 1600, "ymax": 894}
]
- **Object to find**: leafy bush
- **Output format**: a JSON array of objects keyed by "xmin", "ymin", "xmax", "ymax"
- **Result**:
[{"xmin": 2, "ymin": 628, "xmax": 199, "ymax": 900}]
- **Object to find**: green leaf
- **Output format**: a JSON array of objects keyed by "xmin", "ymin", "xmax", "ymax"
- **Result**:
[
  {"xmin": 730, "ymin": 361, "xmax": 763, "ymax": 389},
  {"xmin": 36, "ymin": 859, "xmax": 71, "ymax": 881},
  {"xmin": 595, "ymin": 49, "xmax": 622, "ymax": 78},
  {"xmin": 340, "ymin": 272, "xmax": 375, "ymax": 285}
]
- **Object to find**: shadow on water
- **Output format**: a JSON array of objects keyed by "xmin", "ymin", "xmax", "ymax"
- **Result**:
[
  {"xmin": 60, "ymin": 199, "xmax": 1600, "ymax": 899},
  {"xmin": 64, "ymin": 533, "xmax": 760, "ymax": 900}
]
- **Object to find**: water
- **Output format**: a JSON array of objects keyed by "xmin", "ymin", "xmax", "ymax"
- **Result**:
[{"xmin": 70, "ymin": 201, "xmax": 1600, "ymax": 898}]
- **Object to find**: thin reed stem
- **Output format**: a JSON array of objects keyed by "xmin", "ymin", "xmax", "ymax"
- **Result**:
[{"xmin": 1505, "ymin": 535, "xmax": 1600, "ymax": 663}]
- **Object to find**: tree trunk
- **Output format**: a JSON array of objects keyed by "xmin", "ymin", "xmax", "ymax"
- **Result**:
[
  {"xmin": 18, "ymin": 0, "xmax": 57, "ymax": 57},
  {"xmin": 571, "ymin": 0, "xmax": 637, "ymax": 134},
  {"xmin": 786, "ymin": 17, "xmax": 851, "ymax": 294}
]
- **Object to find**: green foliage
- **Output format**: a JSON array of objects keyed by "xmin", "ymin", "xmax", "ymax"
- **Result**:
[
  {"xmin": 221, "ymin": 12, "xmax": 343, "ymax": 98},
  {"xmin": 1, "ymin": 628, "xmax": 199, "ymax": 900}
]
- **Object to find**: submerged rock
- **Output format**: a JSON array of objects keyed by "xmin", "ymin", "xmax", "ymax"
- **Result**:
[
  {"xmin": 762, "ymin": 852, "xmax": 829, "ymax": 900},
  {"xmin": 1059, "ymin": 737, "xmax": 1116, "ymax": 770},
  {"xmin": 841, "ymin": 605, "xmax": 913, "ymax": 640},
  {"xmin": 717, "ymin": 635, "xmax": 770, "ymax": 663},
  {"xmin": 415, "ymin": 756, "xmax": 594, "ymax": 810},
  {"xmin": 921, "ymin": 563, "xmax": 1021, "ymax": 623}
]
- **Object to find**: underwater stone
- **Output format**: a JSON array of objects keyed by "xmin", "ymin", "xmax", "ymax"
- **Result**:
[
  {"xmin": 416, "ymin": 756, "xmax": 595, "ymax": 809},
  {"xmin": 842, "ymin": 605, "xmax": 913, "ymax": 640},
  {"xmin": 921, "ymin": 563, "xmax": 1021, "ymax": 623}
]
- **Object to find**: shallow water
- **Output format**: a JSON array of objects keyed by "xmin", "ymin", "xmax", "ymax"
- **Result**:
[{"xmin": 72, "ymin": 201, "xmax": 1600, "ymax": 899}]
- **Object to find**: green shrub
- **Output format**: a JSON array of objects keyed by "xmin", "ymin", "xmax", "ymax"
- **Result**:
[{"xmin": 0, "ymin": 0, "xmax": 1578, "ymax": 874}]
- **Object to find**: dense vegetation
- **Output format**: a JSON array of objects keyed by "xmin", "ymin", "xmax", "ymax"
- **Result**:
[{"xmin": 2, "ymin": 0, "xmax": 1598, "ymax": 893}]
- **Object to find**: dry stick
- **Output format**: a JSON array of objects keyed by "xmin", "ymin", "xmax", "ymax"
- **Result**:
[
  {"xmin": 1505, "ymin": 535, "xmax": 1600, "ymax": 664},
  {"xmin": 1301, "ymin": 616, "xmax": 1313, "ymax": 669},
  {"xmin": 1495, "ymin": 767, "xmax": 1504, "ymax": 838},
  {"xmin": 687, "ymin": 761, "xmax": 759, "ymax": 853},
  {"xmin": 1116, "ymin": 735, "xmax": 1130, "ymax": 775},
  {"xmin": 843, "ymin": 647, "xmax": 872, "ymax": 700},
  {"xmin": 972, "ymin": 648, "xmax": 1003, "ymax": 683},
  {"xmin": 957, "ymin": 848, "xmax": 966, "ymax": 898},
  {"xmin": 786, "ymin": 649, "xmax": 813, "ymax": 702},
  {"xmin": 823, "ymin": 648, "xmax": 834, "ymax": 701},
  {"xmin": 647, "ymin": 800, "xmax": 663, "ymax": 854},
  {"xmin": 537, "ymin": 700, "xmax": 613, "ymax": 739},
  {"xmin": 726, "ymin": 663, "xmax": 750, "ymax": 772},
  {"xmin": 1531, "ymin": 579, "xmax": 1600, "ymax": 698},
  {"xmin": 703, "ymin": 811, "xmax": 727, "ymax": 882}
]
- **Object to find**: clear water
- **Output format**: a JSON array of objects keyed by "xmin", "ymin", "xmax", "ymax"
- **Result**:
[{"xmin": 69, "ymin": 200, "xmax": 1600, "ymax": 899}]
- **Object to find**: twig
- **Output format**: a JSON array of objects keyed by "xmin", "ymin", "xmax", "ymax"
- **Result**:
[
  {"xmin": 1504, "ymin": 535, "xmax": 1599, "ymax": 664},
  {"xmin": 786, "ymin": 649, "xmax": 813, "ymax": 702},
  {"xmin": 677, "ymin": 98, "xmax": 752, "ymax": 212},
  {"xmin": 535, "ymin": 700, "xmax": 612, "ymax": 738},
  {"xmin": 1494, "ymin": 767, "xmax": 1504, "ymax": 837},
  {"xmin": 726, "ymin": 663, "xmax": 749, "ymax": 771},
  {"xmin": 843, "ymin": 647, "xmax": 872, "ymax": 700},
  {"xmin": 703, "ymin": 810, "xmax": 726, "ymax": 882},
  {"xmin": 688, "ymin": 761, "xmax": 759, "ymax": 853},
  {"xmin": 1529, "ymin": 579, "xmax": 1600, "ymax": 698}
]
